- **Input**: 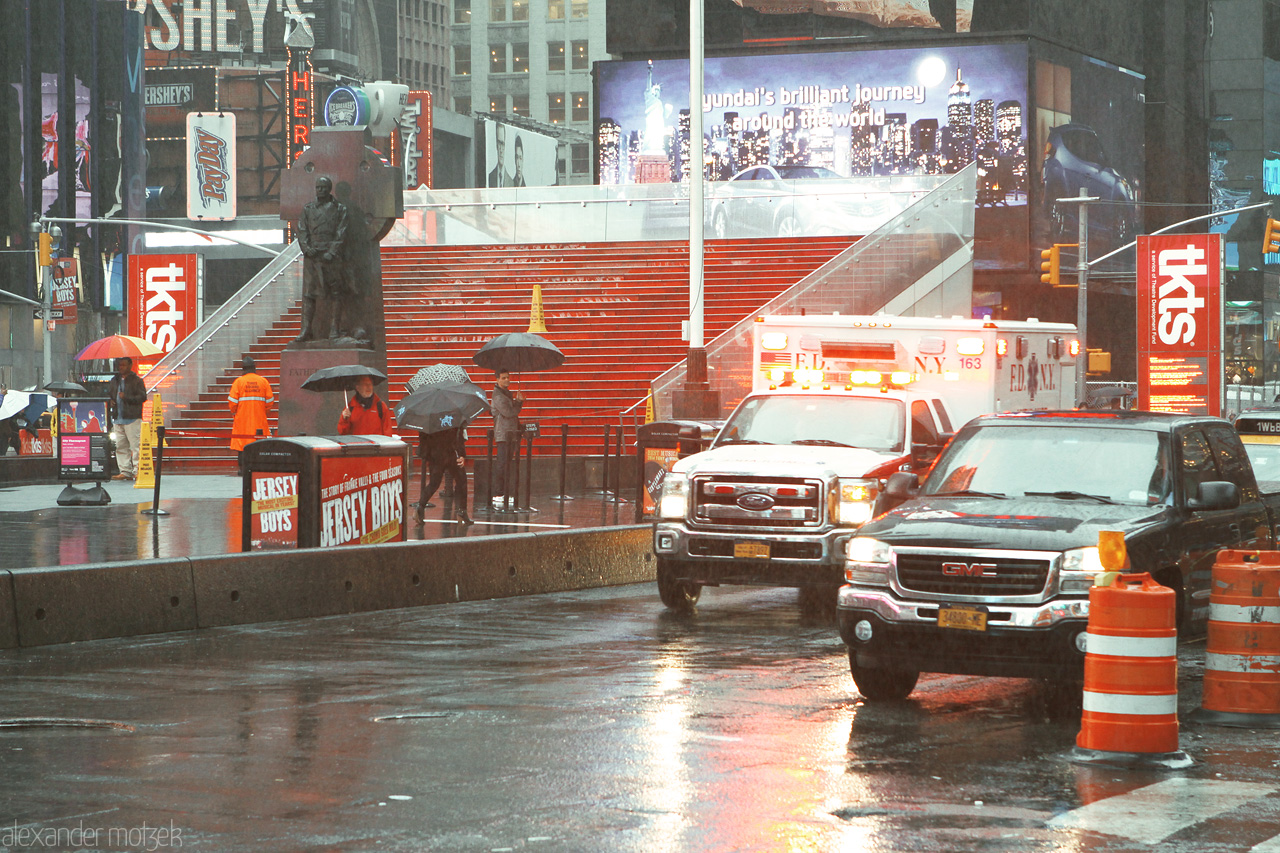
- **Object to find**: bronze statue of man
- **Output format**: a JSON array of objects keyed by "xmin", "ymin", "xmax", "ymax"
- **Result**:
[{"xmin": 294, "ymin": 175, "xmax": 355, "ymax": 343}]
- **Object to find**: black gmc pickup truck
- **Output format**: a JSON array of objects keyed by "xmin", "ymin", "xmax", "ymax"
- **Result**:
[{"xmin": 837, "ymin": 410, "xmax": 1280, "ymax": 701}]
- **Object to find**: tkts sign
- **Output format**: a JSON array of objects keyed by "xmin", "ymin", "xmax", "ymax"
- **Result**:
[
  {"xmin": 1136, "ymin": 234, "xmax": 1222, "ymax": 416},
  {"xmin": 186, "ymin": 112, "xmax": 237, "ymax": 220},
  {"xmin": 127, "ymin": 254, "xmax": 203, "ymax": 355}
]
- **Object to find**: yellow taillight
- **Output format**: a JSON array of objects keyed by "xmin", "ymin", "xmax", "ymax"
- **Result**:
[
  {"xmin": 958, "ymin": 337, "xmax": 985, "ymax": 356},
  {"xmin": 761, "ymin": 333, "xmax": 788, "ymax": 351}
]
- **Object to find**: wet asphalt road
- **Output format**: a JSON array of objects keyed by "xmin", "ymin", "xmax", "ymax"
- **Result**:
[{"xmin": 1, "ymin": 584, "xmax": 1279, "ymax": 852}]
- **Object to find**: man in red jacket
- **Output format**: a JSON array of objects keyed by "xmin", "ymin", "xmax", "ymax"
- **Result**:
[{"xmin": 338, "ymin": 375, "xmax": 394, "ymax": 435}]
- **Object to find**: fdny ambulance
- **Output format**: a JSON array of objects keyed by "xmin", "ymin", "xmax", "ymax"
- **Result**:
[{"xmin": 652, "ymin": 314, "xmax": 1079, "ymax": 613}]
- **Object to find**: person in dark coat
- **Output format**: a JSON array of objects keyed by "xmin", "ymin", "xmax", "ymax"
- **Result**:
[
  {"xmin": 107, "ymin": 357, "xmax": 147, "ymax": 478},
  {"xmin": 416, "ymin": 427, "xmax": 471, "ymax": 525}
]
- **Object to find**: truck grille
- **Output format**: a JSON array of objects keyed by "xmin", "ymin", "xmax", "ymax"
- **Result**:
[
  {"xmin": 897, "ymin": 554, "xmax": 1051, "ymax": 597},
  {"xmin": 692, "ymin": 476, "xmax": 825, "ymax": 529}
]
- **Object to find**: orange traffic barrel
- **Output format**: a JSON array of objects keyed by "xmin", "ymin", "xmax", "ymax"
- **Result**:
[
  {"xmin": 1192, "ymin": 550, "xmax": 1280, "ymax": 728},
  {"xmin": 1072, "ymin": 572, "xmax": 1191, "ymax": 769}
]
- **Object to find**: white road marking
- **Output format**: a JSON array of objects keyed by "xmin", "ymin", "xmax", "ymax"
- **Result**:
[
  {"xmin": 1046, "ymin": 778, "xmax": 1276, "ymax": 844},
  {"xmin": 1253, "ymin": 834, "xmax": 1280, "ymax": 852}
]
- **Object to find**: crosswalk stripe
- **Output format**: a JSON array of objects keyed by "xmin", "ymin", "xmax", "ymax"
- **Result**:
[{"xmin": 1046, "ymin": 778, "xmax": 1276, "ymax": 844}]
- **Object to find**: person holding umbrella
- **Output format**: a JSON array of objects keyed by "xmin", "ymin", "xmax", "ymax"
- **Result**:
[
  {"xmin": 107, "ymin": 357, "xmax": 146, "ymax": 479},
  {"xmin": 338, "ymin": 375, "xmax": 395, "ymax": 436},
  {"xmin": 416, "ymin": 427, "xmax": 471, "ymax": 526},
  {"xmin": 228, "ymin": 356, "xmax": 273, "ymax": 452},
  {"xmin": 489, "ymin": 368, "xmax": 524, "ymax": 509}
]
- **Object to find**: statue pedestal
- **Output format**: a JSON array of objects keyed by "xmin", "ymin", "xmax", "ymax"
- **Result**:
[
  {"xmin": 635, "ymin": 154, "xmax": 669, "ymax": 184},
  {"xmin": 277, "ymin": 347, "xmax": 384, "ymax": 438}
]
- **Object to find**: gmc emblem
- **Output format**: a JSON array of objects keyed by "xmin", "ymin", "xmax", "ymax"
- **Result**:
[{"xmin": 941, "ymin": 562, "xmax": 998, "ymax": 577}]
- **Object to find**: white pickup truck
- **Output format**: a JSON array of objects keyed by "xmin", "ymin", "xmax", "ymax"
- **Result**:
[{"xmin": 651, "ymin": 314, "xmax": 1079, "ymax": 614}]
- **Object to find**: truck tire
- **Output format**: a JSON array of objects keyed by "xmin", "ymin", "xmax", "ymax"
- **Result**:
[
  {"xmin": 848, "ymin": 649, "xmax": 919, "ymax": 701},
  {"xmin": 797, "ymin": 583, "xmax": 841, "ymax": 620},
  {"xmin": 657, "ymin": 559, "xmax": 702, "ymax": 610}
]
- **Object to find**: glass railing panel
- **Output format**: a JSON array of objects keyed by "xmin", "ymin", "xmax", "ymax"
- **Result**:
[{"xmin": 649, "ymin": 164, "xmax": 976, "ymax": 420}]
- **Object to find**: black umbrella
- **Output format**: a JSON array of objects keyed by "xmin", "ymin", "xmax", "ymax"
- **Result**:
[
  {"xmin": 44, "ymin": 380, "xmax": 88, "ymax": 395},
  {"xmin": 301, "ymin": 364, "xmax": 388, "ymax": 393},
  {"xmin": 394, "ymin": 381, "xmax": 490, "ymax": 435},
  {"xmin": 472, "ymin": 332, "xmax": 564, "ymax": 373}
]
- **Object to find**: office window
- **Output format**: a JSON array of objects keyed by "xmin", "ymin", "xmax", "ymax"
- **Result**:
[
  {"xmin": 512, "ymin": 94, "xmax": 529, "ymax": 116},
  {"xmin": 571, "ymin": 91, "xmax": 589, "ymax": 122},
  {"xmin": 512, "ymin": 0, "xmax": 528, "ymax": 21},
  {"xmin": 490, "ymin": 45, "xmax": 507, "ymax": 73},
  {"xmin": 548, "ymin": 42, "xmax": 565, "ymax": 71},
  {"xmin": 490, "ymin": 0, "xmax": 505, "ymax": 22},
  {"xmin": 571, "ymin": 143, "xmax": 590, "ymax": 174},
  {"xmin": 570, "ymin": 0, "xmax": 588, "ymax": 17},
  {"xmin": 455, "ymin": 45, "xmax": 471, "ymax": 75},
  {"xmin": 548, "ymin": 93, "xmax": 565, "ymax": 123},
  {"xmin": 571, "ymin": 40, "xmax": 588, "ymax": 70},
  {"xmin": 455, "ymin": 96, "xmax": 471, "ymax": 114},
  {"xmin": 548, "ymin": 0, "xmax": 564, "ymax": 19},
  {"xmin": 490, "ymin": 96, "xmax": 505, "ymax": 113},
  {"xmin": 454, "ymin": 0, "xmax": 470, "ymax": 23},
  {"xmin": 512, "ymin": 42, "xmax": 529, "ymax": 73}
]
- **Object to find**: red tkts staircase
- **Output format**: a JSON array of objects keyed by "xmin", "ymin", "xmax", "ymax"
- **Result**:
[{"xmin": 162, "ymin": 236, "xmax": 853, "ymax": 471}]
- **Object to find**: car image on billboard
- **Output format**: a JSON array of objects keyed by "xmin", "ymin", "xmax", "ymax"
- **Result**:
[
  {"xmin": 707, "ymin": 165, "xmax": 893, "ymax": 239},
  {"xmin": 1042, "ymin": 122, "xmax": 1137, "ymax": 249}
]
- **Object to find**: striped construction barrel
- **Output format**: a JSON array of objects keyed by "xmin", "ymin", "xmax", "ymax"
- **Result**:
[
  {"xmin": 1195, "ymin": 550, "xmax": 1280, "ymax": 728},
  {"xmin": 1073, "ymin": 572, "xmax": 1188, "ymax": 768}
]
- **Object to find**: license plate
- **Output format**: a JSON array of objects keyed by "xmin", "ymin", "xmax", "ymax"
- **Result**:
[
  {"xmin": 733, "ymin": 541, "xmax": 770, "ymax": 559},
  {"xmin": 938, "ymin": 605, "xmax": 988, "ymax": 631}
]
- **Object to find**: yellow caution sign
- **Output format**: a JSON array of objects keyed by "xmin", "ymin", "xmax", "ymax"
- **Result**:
[
  {"xmin": 151, "ymin": 393, "xmax": 168, "ymax": 447},
  {"xmin": 527, "ymin": 284, "xmax": 547, "ymax": 334},
  {"xmin": 644, "ymin": 392, "xmax": 655, "ymax": 424},
  {"xmin": 134, "ymin": 418, "xmax": 156, "ymax": 489}
]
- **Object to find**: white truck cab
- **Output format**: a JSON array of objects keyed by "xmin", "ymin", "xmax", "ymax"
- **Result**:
[{"xmin": 651, "ymin": 314, "xmax": 1079, "ymax": 613}]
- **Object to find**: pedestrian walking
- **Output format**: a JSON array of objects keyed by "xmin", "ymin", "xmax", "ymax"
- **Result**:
[
  {"xmin": 416, "ymin": 427, "xmax": 471, "ymax": 525},
  {"xmin": 489, "ymin": 368, "xmax": 524, "ymax": 508},
  {"xmin": 337, "ymin": 375, "xmax": 395, "ymax": 435},
  {"xmin": 228, "ymin": 356, "xmax": 273, "ymax": 452},
  {"xmin": 107, "ymin": 357, "xmax": 146, "ymax": 479}
]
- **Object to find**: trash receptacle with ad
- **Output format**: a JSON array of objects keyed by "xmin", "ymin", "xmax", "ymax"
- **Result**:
[
  {"xmin": 635, "ymin": 420, "xmax": 720, "ymax": 521},
  {"xmin": 241, "ymin": 435, "xmax": 411, "ymax": 551}
]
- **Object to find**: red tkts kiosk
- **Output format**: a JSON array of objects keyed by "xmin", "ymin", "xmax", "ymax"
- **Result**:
[{"xmin": 240, "ymin": 435, "xmax": 410, "ymax": 552}]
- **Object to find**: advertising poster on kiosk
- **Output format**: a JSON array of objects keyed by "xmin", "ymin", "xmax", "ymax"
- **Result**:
[
  {"xmin": 642, "ymin": 447, "xmax": 680, "ymax": 516},
  {"xmin": 56, "ymin": 398, "xmax": 113, "ymax": 480},
  {"xmin": 1136, "ymin": 233, "xmax": 1223, "ymax": 416},
  {"xmin": 248, "ymin": 472, "xmax": 300, "ymax": 551},
  {"xmin": 318, "ymin": 455, "xmax": 406, "ymax": 547}
]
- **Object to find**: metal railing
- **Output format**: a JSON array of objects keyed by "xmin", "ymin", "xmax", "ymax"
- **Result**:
[
  {"xmin": 143, "ymin": 243, "xmax": 302, "ymax": 416},
  {"xmin": 649, "ymin": 164, "xmax": 977, "ymax": 420}
]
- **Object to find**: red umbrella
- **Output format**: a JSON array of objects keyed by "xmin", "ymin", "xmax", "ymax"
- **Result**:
[{"xmin": 75, "ymin": 335, "xmax": 163, "ymax": 361}]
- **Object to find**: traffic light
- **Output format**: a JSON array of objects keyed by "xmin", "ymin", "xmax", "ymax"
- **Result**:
[
  {"xmin": 1264, "ymin": 218, "xmax": 1280, "ymax": 255},
  {"xmin": 36, "ymin": 231, "xmax": 52, "ymax": 267},
  {"xmin": 1040, "ymin": 245, "xmax": 1060, "ymax": 285}
]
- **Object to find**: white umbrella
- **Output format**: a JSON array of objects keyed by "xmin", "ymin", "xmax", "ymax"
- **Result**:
[
  {"xmin": 407, "ymin": 363, "xmax": 472, "ymax": 392},
  {"xmin": 0, "ymin": 391, "xmax": 57, "ymax": 423}
]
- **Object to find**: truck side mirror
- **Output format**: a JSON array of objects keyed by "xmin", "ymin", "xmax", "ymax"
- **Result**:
[
  {"xmin": 1187, "ymin": 480, "xmax": 1240, "ymax": 512},
  {"xmin": 885, "ymin": 471, "xmax": 920, "ymax": 500},
  {"xmin": 911, "ymin": 432, "xmax": 953, "ymax": 467},
  {"xmin": 677, "ymin": 425, "xmax": 701, "ymax": 441}
]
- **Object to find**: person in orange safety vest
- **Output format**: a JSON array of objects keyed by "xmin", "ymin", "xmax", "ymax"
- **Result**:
[{"xmin": 228, "ymin": 356, "xmax": 273, "ymax": 452}]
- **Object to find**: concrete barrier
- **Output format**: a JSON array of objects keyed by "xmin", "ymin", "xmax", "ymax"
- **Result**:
[
  {"xmin": 9, "ymin": 559, "xmax": 198, "ymax": 646},
  {"xmin": 3, "ymin": 526, "xmax": 654, "ymax": 645},
  {"xmin": 191, "ymin": 525, "xmax": 653, "ymax": 629},
  {"xmin": 0, "ymin": 571, "xmax": 17, "ymax": 649}
]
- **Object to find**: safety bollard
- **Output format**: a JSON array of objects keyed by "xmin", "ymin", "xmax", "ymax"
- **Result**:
[
  {"xmin": 600, "ymin": 423, "xmax": 613, "ymax": 498},
  {"xmin": 1072, "ymin": 571, "xmax": 1190, "ymax": 769},
  {"xmin": 1192, "ymin": 550, "xmax": 1280, "ymax": 728},
  {"xmin": 552, "ymin": 423, "xmax": 573, "ymax": 501}
]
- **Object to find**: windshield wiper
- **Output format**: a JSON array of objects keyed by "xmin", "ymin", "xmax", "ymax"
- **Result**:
[
  {"xmin": 792, "ymin": 438, "xmax": 854, "ymax": 448},
  {"xmin": 931, "ymin": 489, "xmax": 1007, "ymax": 499},
  {"xmin": 1023, "ymin": 490, "xmax": 1118, "ymax": 504}
]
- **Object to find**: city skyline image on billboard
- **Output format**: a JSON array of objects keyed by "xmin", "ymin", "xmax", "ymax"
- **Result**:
[{"xmin": 597, "ymin": 43, "xmax": 1027, "ymax": 198}]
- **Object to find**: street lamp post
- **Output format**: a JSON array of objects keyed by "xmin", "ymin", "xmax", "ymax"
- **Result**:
[
  {"xmin": 31, "ymin": 219, "xmax": 62, "ymax": 388},
  {"xmin": 672, "ymin": 0, "xmax": 720, "ymax": 420},
  {"xmin": 1054, "ymin": 190, "xmax": 1098, "ymax": 405}
]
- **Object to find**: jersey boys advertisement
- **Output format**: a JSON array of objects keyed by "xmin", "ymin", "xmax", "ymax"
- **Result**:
[
  {"xmin": 1137, "ymin": 234, "xmax": 1223, "ymax": 416},
  {"xmin": 318, "ymin": 456, "xmax": 406, "ymax": 548},
  {"xmin": 249, "ymin": 472, "xmax": 300, "ymax": 551}
]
